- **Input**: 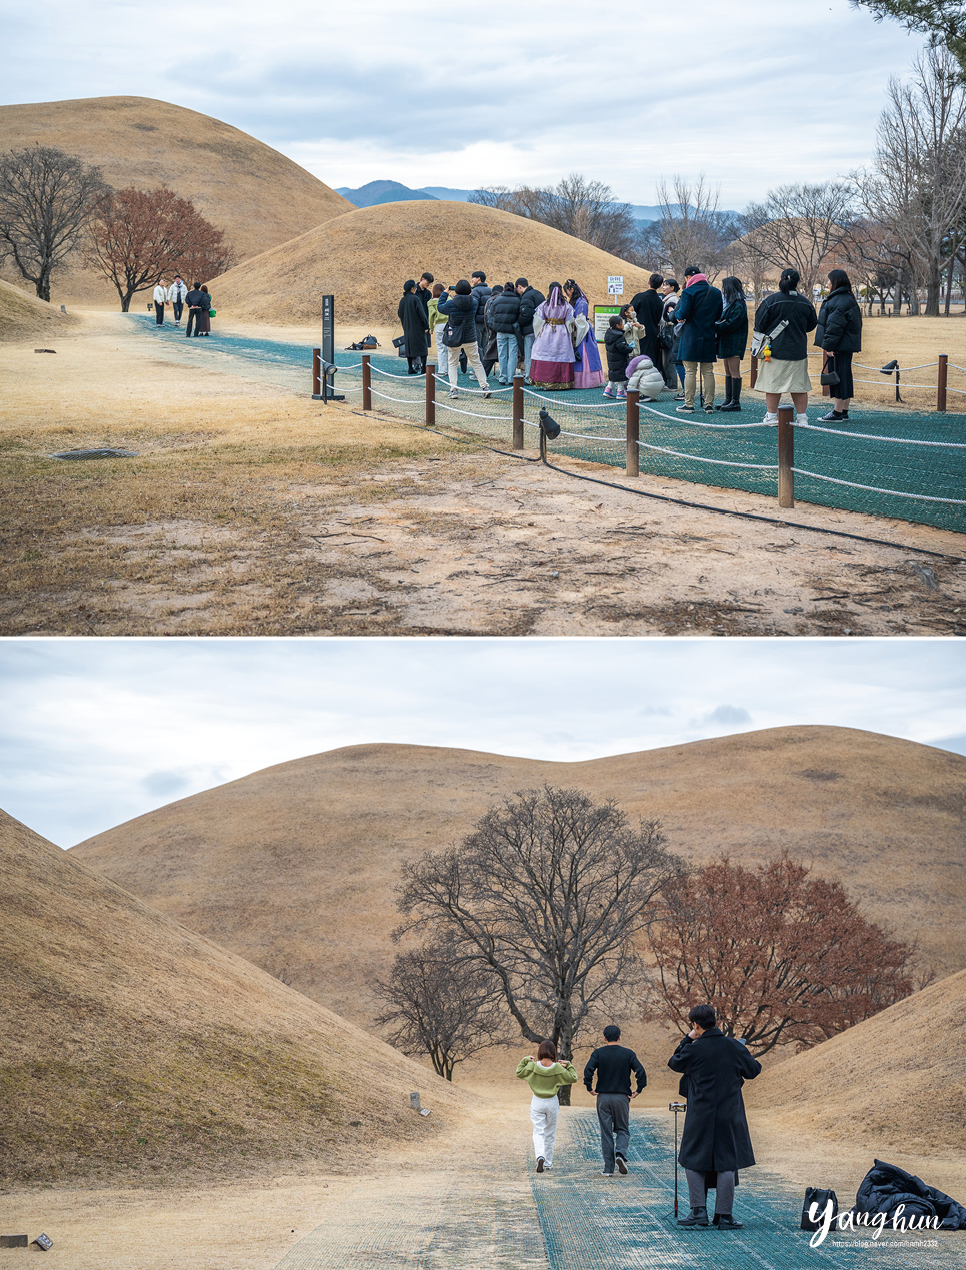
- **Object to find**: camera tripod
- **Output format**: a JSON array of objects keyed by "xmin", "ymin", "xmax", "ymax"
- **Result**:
[{"xmin": 665, "ymin": 1102, "xmax": 687, "ymax": 1220}]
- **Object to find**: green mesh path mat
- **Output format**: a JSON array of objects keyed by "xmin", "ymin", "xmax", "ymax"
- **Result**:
[{"xmin": 527, "ymin": 1110, "xmax": 962, "ymax": 1270}]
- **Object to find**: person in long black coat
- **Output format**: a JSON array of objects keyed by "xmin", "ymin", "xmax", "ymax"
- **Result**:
[
  {"xmin": 673, "ymin": 268, "xmax": 723, "ymax": 413},
  {"xmin": 397, "ymin": 279, "xmax": 430, "ymax": 374},
  {"xmin": 815, "ymin": 267, "xmax": 863, "ymax": 422},
  {"xmin": 668, "ymin": 1003, "xmax": 761, "ymax": 1230},
  {"xmin": 630, "ymin": 272, "xmax": 665, "ymax": 373},
  {"xmin": 714, "ymin": 276, "xmax": 749, "ymax": 412}
]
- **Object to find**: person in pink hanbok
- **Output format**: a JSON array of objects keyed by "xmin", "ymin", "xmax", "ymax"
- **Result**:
[
  {"xmin": 564, "ymin": 279, "xmax": 606, "ymax": 389},
  {"xmin": 529, "ymin": 283, "xmax": 575, "ymax": 390}
]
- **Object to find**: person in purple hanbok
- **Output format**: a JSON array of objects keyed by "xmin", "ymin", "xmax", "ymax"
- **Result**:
[
  {"xmin": 564, "ymin": 279, "xmax": 605, "ymax": 389},
  {"xmin": 529, "ymin": 283, "xmax": 575, "ymax": 390}
]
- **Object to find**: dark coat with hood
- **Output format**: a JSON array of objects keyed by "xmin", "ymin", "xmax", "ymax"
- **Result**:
[
  {"xmin": 437, "ymin": 291, "xmax": 479, "ymax": 346},
  {"xmin": 674, "ymin": 278, "xmax": 723, "ymax": 363},
  {"xmin": 815, "ymin": 286, "xmax": 862, "ymax": 353},
  {"xmin": 668, "ymin": 1028, "xmax": 761, "ymax": 1173},
  {"xmin": 397, "ymin": 291, "xmax": 430, "ymax": 359},
  {"xmin": 604, "ymin": 326, "xmax": 634, "ymax": 380},
  {"xmin": 471, "ymin": 282, "xmax": 492, "ymax": 341},
  {"xmin": 518, "ymin": 287, "xmax": 545, "ymax": 337},
  {"xmin": 715, "ymin": 297, "xmax": 749, "ymax": 359},
  {"xmin": 754, "ymin": 290, "xmax": 817, "ymax": 360}
]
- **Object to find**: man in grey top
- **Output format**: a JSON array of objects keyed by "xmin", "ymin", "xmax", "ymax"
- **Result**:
[{"xmin": 583, "ymin": 1024, "xmax": 647, "ymax": 1176}]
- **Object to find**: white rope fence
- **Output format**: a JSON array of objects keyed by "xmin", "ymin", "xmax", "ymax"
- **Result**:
[{"xmin": 790, "ymin": 468, "xmax": 966, "ymax": 505}]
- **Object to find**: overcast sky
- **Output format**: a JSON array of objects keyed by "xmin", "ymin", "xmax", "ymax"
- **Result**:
[
  {"xmin": 0, "ymin": 639, "xmax": 962, "ymax": 849},
  {"xmin": 2, "ymin": 0, "xmax": 926, "ymax": 204}
]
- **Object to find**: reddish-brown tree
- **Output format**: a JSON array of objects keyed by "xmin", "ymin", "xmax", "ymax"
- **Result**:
[
  {"xmin": 644, "ymin": 855, "xmax": 918, "ymax": 1055},
  {"xmin": 87, "ymin": 186, "xmax": 235, "ymax": 311}
]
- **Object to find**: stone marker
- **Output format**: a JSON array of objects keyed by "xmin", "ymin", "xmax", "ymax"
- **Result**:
[
  {"xmin": 410, "ymin": 1092, "xmax": 421, "ymax": 1111},
  {"xmin": 32, "ymin": 1235, "xmax": 53, "ymax": 1252},
  {"xmin": 0, "ymin": 1235, "xmax": 28, "ymax": 1248}
]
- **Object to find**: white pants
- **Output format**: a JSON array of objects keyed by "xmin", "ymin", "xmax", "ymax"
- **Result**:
[
  {"xmin": 530, "ymin": 1094, "xmax": 559, "ymax": 1165},
  {"xmin": 446, "ymin": 340, "xmax": 488, "ymax": 389}
]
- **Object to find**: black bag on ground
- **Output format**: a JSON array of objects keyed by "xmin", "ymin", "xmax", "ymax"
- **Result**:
[{"xmin": 801, "ymin": 1188, "xmax": 838, "ymax": 1230}]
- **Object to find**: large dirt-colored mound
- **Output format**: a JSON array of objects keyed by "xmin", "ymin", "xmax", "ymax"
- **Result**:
[
  {"xmin": 0, "ymin": 278, "xmax": 78, "ymax": 341},
  {"xmin": 71, "ymin": 727, "xmax": 966, "ymax": 1032},
  {"xmin": 0, "ymin": 96, "xmax": 353, "ymax": 305},
  {"xmin": 751, "ymin": 969, "xmax": 966, "ymax": 1154},
  {"xmin": 0, "ymin": 808, "xmax": 460, "ymax": 1189},
  {"xmin": 212, "ymin": 199, "xmax": 654, "ymax": 324}
]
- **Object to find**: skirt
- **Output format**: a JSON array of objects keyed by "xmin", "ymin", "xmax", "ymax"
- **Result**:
[
  {"xmin": 825, "ymin": 350, "xmax": 854, "ymax": 399},
  {"xmin": 755, "ymin": 357, "xmax": 810, "ymax": 394},
  {"xmin": 530, "ymin": 359, "xmax": 574, "ymax": 390}
]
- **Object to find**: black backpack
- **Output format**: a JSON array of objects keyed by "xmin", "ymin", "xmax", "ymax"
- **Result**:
[{"xmin": 801, "ymin": 1188, "xmax": 838, "ymax": 1231}]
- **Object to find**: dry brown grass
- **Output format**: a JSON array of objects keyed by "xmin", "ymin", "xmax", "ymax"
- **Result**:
[
  {"xmin": 0, "ymin": 279, "xmax": 78, "ymax": 341},
  {"xmin": 0, "ymin": 96, "xmax": 353, "ymax": 306},
  {"xmin": 0, "ymin": 808, "xmax": 464, "ymax": 1191},
  {"xmin": 212, "ymin": 199, "xmax": 658, "ymax": 325}
]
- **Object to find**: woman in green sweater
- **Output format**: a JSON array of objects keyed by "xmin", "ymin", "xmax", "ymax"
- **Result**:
[{"xmin": 516, "ymin": 1040, "xmax": 577, "ymax": 1173}]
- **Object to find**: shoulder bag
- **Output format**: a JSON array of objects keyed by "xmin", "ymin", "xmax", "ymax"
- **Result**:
[{"xmin": 751, "ymin": 318, "xmax": 788, "ymax": 359}]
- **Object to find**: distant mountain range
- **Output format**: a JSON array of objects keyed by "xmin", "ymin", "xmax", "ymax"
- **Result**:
[{"xmin": 336, "ymin": 182, "xmax": 739, "ymax": 224}]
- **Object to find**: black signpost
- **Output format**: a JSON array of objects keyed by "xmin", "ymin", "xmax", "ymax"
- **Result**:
[
  {"xmin": 322, "ymin": 294, "xmax": 335, "ymax": 366},
  {"xmin": 313, "ymin": 294, "xmax": 343, "ymax": 403}
]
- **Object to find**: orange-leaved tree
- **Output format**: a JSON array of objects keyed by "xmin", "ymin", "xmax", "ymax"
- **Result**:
[
  {"xmin": 644, "ymin": 854, "xmax": 919, "ymax": 1055},
  {"xmin": 87, "ymin": 186, "xmax": 235, "ymax": 311}
]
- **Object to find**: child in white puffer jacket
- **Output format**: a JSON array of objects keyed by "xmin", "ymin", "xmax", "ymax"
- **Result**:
[{"xmin": 625, "ymin": 354, "xmax": 666, "ymax": 400}]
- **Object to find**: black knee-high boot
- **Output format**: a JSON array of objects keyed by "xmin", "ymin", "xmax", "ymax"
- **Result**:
[
  {"xmin": 716, "ymin": 375, "xmax": 733, "ymax": 410},
  {"xmin": 720, "ymin": 376, "xmax": 743, "ymax": 412}
]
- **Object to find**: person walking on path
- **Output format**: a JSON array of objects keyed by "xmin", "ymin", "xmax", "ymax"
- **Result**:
[
  {"xmin": 184, "ymin": 282, "xmax": 209, "ymax": 337},
  {"xmin": 516, "ymin": 278, "xmax": 545, "ymax": 382},
  {"xmin": 668, "ymin": 1004, "xmax": 761, "ymax": 1230},
  {"xmin": 152, "ymin": 279, "xmax": 167, "ymax": 325},
  {"xmin": 437, "ymin": 280, "xmax": 490, "ymax": 399},
  {"xmin": 529, "ymin": 283, "xmax": 576, "ymax": 390},
  {"xmin": 564, "ymin": 279, "xmax": 606, "ymax": 389},
  {"xmin": 583, "ymin": 1024, "xmax": 646, "ymax": 1176},
  {"xmin": 516, "ymin": 1040, "xmax": 578, "ymax": 1174},
  {"xmin": 630, "ymin": 272, "xmax": 665, "ymax": 374},
  {"xmin": 815, "ymin": 268, "xmax": 862, "ymax": 422},
  {"xmin": 714, "ymin": 276, "xmax": 749, "ymax": 412},
  {"xmin": 167, "ymin": 276, "xmax": 187, "ymax": 325},
  {"xmin": 488, "ymin": 280, "xmax": 523, "ymax": 385},
  {"xmin": 753, "ymin": 267, "xmax": 818, "ymax": 425},
  {"xmin": 398, "ymin": 280, "xmax": 430, "ymax": 374},
  {"xmin": 674, "ymin": 266, "xmax": 723, "ymax": 414}
]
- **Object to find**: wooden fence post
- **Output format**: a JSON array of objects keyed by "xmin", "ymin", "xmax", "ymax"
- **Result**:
[
  {"xmin": 750, "ymin": 354, "xmax": 758, "ymax": 389},
  {"xmin": 512, "ymin": 374, "xmax": 524, "ymax": 449},
  {"xmin": 778, "ymin": 404, "xmax": 794, "ymax": 508},
  {"xmin": 312, "ymin": 348, "xmax": 322, "ymax": 400},
  {"xmin": 362, "ymin": 354, "xmax": 372, "ymax": 411},
  {"xmin": 938, "ymin": 353, "xmax": 948, "ymax": 413},
  {"xmin": 626, "ymin": 389, "xmax": 640, "ymax": 477},
  {"xmin": 425, "ymin": 362, "xmax": 435, "ymax": 427}
]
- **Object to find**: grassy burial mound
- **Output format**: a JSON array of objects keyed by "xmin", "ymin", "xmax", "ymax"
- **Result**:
[
  {"xmin": 0, "ymin": 96, "xmax": 354, "ymax": 305},
  {"xmin": 212, "ymin": 199, "xmax": 655, "ymax": 325},
  {"xmin": 751, "ymin": 968, "xmax": 966, "ymax": 1155},
  {"xmin": 0, "ymin": 808, "xmax": 460, "ymax": 1189},
  {"xmin": 69, "ymin": 727, "xmax": 966, "ymax": 1033},
  {"xmin": 0, "ymin": 279, "xmax": 78, "ymax": 342}
]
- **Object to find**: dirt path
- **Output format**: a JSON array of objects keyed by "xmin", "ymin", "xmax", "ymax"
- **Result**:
[{"xmin": 3, "ymin": 312, "xmax": 963, "ymax": 636}]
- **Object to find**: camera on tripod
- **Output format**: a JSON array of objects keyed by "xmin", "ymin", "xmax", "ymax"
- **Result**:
[{"xmin": 669, "ymin": 1101, "xmax": 687, "ymax": 1112}]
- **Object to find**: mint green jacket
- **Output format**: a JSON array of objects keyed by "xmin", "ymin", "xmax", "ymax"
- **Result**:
[{"xmin": 516, "ymin": 1057, "xmax": 578, "ymax": 1098}]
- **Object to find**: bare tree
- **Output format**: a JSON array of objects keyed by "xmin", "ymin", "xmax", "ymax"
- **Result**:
[
  {"xmin": 471, "ymin": 174, "xmax": 636, "ymax": 259},
  {"xmin": 742, "ymin": 182, "xmax": 856, "ymax": 298},
  {"xmin": 373, "ymin": 942, "xmax": 507, "ymax": 1080},
  {"xmin": 395, "ymin": 786, "xmax": 682, "ymax": 1103},
  {"xmin": 647, "ymin": 176, "xmax": 738, "ymax": 281},
  {"xmin": 644, "ymin": 855, "xmax": 920, "ymax": 1055},
  {"xmin": 0, "ymin": 145, "xmax": 109, "ymax": 301},
  {"xmin": 87, "ymin": 186, "xmax": 236, "ymax": 311},
  {"xmin": 852, "ymin": 47, "xmax": 966, "ymax": 315}
]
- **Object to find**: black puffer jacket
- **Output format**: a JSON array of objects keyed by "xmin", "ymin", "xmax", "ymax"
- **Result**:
[
  {"xmin": 437, "ymin": 292, "xmax": 479, "ymax": 345},
  {"xmin": 852, "ymin": 1160, "xmax": 966, "ymax": 1230},
  {"xmin": 487, "ymin": 288, "xmax": 522, "ymax": 334},
  {"xmin": 605, "ymin": 327, "xmax": 634, "ymax": 379},
  {"xmin": 518, "ymin": 287, "xmax": 545, "ymax": 337},
  {"xmin": 753, "ymin": 290, "xmax": 817, "ymax": 360},
  {"xmin": 715, "ymin": 298, "xmax": 748, "ymax": 359},
  {"xmin": 815, "ymin": 286, "xmax": 862, "ymax": 353}
]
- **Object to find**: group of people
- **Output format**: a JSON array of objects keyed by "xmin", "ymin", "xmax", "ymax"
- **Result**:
[
  {"xmin": 397, "ymin": 265, "xmax": 864, "ymax": 422},
  {"xmin": 516, "ymin": 1006, "xmax": 761, "ymax": 1230},
  {"xmin": 151, "ymin": 276, "xmax": 216, "ymax": 337}
]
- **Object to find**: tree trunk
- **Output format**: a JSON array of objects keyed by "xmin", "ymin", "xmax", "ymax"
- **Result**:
[
  {"xmin": 925, "ymin": 262, "xmax": 941, "ymax": 316},
  {"xmin": 121, "ymin": 294, "xmax": 131, "ymax": 313}
]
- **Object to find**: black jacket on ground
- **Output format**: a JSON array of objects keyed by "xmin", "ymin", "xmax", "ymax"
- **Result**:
[
  {"xmin": 397, "ymin": 292, "xmax": 430, "ymax": 359},
  {"xmin": 753, "ymin": 290, "xmax": 817, "ymax": 361},
  {"xmin": 668, "ymin": 1028, "xmax": 761, "ymax": 1173},
  {"xmin": 815, "ymin": 287, "xmax": 862, "ymax": 353},
  {"xmin": 715, "ymin": 298, "xmax": 749, "ymax": 359},
  {"xmin": 437, "ymin": 292, "xmax": 479, "ymax": 346},
  {"xmin": 584, "ymin": 1044, "xmax": 646, "ymax": 1096},
  {"xmin": 604, "ymin": 327, "xmax": 634, "ymax": 380},
  {"xmin": 630, "ymin": 288, "xmax": 664, "ymax": 358},
  {"xmin": 487, "ymin": 289, "xmax": 522, "ymax": 334},
  {"xmin": 852, "ymin": 1160, "xmax": 966, "ymax": 1230},
  {"xmin": 674, "ymin": 280, "xmax": 723, "ymax": 363},
  {"xmin": 518, "ymin": 287, "xmax": 545, "ymax": 337}
]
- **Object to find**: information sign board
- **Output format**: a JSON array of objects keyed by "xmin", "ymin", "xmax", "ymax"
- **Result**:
[
  {"xmin": 594, "ymin": 304, "xmax": 622, "ymax": 342},
  {"xmin": 607, "ymin": 275, "xmax": 624, "ymax": 296}
]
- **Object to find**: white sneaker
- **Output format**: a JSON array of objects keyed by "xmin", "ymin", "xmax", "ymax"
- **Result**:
[
  {"xmin": 762, "ymin": 411, "xmax": 779, "ymax": 424},
  {"xmin": 448, "ymin": 390, "xmax": 458, "ymax": 400},
  {"xmin": 796, "ymin": 413, "xmax": 809, "ymax": 424}
]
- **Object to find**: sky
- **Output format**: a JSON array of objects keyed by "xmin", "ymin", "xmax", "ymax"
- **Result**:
[
  {"xmin": 1, "ymin": 639, "xmax": 963, "ymax": 849},
  {"xmin": 1, "ymin": 0, "xmax": 928, "ymax": 205}
]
